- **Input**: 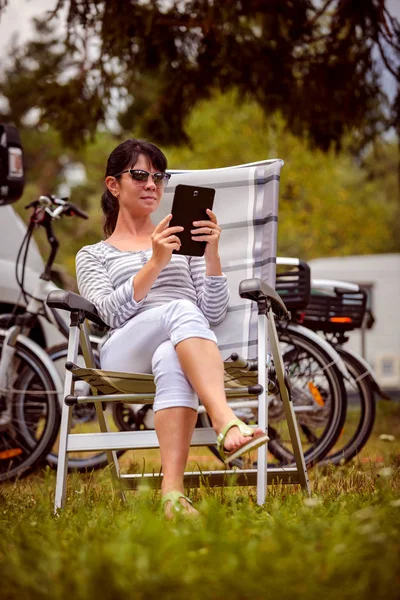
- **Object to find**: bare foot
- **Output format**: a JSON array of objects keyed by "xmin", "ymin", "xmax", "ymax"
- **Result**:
[
  {"xmin": 164, "ymin": 497, "xmax": 200, "ymax": 520},
  {"xmin": 222, "ymin": 426, "xmax": 265, "ymax": 453}
]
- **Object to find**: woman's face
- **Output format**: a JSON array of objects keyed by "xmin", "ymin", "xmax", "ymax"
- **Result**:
[{"xmin": 107, "ymin": 154, "xmax": 164, "ymax": 218}]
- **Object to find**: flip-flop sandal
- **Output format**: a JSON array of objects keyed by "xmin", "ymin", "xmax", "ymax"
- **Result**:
[
  {"xmin": 217, "ymin": 418, "xmax": 269, "ymax": 464},
  {"xmin": 161, "ymin": 491, "xmax": 194, "ymax": 516}
]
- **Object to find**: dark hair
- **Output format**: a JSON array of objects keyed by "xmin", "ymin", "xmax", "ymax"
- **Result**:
[{"xmin": 101, "ymin": 139, "xmax": 168, "ymax": 236}]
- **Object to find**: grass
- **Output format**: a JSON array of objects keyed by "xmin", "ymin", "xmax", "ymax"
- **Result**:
[{"xmin": 0, "ymin": 401, "xmax": 399, "ymax": 600}]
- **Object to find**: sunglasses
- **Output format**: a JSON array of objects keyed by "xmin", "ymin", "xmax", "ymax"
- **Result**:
[{"xmin": 114, "ymin": 169, "xmax": 171, "ymax": 186}]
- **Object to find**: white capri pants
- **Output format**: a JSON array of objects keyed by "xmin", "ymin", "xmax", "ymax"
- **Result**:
[{"xmin": 100, "ymin": 299, "xmax": 218, "ymax": 413}]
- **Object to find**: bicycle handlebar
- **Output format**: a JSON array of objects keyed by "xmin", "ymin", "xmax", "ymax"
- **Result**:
[
  {"xmin": 20, "ymin": 194, "xmax": 89, "ymax": 284},
  {"xmin": 25, "ymin": 194, "xmax": 89, "ymax": 220}
]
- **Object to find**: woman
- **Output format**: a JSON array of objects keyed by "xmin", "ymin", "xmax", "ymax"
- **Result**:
[{"xmin": 76, "ymin": 139, "xmax": 269, "ymax": 518}]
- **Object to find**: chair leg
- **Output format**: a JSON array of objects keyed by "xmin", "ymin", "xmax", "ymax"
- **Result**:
[
  {"xmin": 80, "ymin": 323, "xmax": 126, "ymax": 503},
  {"xmin": 256, "ymin": 311, "xmax": 268, "ymax": 505},
  {"xmin": 54, "ymin": 401, "xmax": 72, "ymax": 513},
  {"xmin": 54, "ymin": 322, "xmax": 80, "ymax": 513},
  {"xmin": 94, "ymin": 402, "xmax": 126, "ymax": 503},
  {"xmin": 267, "ymin": 309, "xmax": 311, "ymax": 495}
]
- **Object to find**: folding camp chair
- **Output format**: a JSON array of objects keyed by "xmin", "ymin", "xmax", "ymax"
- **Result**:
[{"xmin": 47, "ymin": 159, "xmax": 310, "ymax": 512}]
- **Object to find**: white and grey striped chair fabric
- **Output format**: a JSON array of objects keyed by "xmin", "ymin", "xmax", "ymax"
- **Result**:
[{"xmin": 162, "ymin": 160, "xmax": 283, "ymax": 359}]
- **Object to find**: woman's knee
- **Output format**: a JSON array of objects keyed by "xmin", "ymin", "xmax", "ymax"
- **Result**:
[{"xmin": 152, "ymin": 340, "xmax": 198, "ymax": 411}]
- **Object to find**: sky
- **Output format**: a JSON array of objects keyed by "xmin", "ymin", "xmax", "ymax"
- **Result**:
[{"xmin": 0, "ymin": 0, "xmax": 59, "ymax": 55}]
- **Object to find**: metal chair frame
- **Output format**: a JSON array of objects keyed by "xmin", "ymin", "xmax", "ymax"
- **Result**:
[{"xmin": 49, "ymin": 159, "xmax": 310, "ymax": 512}]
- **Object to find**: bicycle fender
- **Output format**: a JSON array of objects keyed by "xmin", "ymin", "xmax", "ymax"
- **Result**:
[
  {"xmin": 282, "ymin": 323, "xmax": 351, "ymax": 380},
  {"xmin": 336, "ymin": 346, "xmax": 391, "ymax": 400},
  {"xmin": 15, "ymin": 332, "xmax": 64, "ymax": 407}
]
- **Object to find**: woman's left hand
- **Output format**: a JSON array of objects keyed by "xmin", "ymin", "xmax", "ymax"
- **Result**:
[{"xmin": 191, "ymin": 209, "xmax": 221, "ymax": 260}]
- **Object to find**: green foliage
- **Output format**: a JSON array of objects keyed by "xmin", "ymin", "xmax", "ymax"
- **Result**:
[
  {"xmin": 165, "ymin": 91, "xmax": 400, "ymax": 259},
  {"xmin": 276, "ymin": 134, "xmax": 400, "ymax": 259},
  {"xmin": 11, "ymin": 91, "xmax": 399, "ymax": 279}
]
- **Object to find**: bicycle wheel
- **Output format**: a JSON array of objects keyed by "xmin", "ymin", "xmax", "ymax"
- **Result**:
[
  {"xmin": 0, "ymin": 334, "xmax": 60, "ymax": 481},
  {"xmin": 268, "ymin": 326, "xmax": 347, "ymax": 465},
  {"xmin": 46, "ymin": 343, "xmax": 125, "ymax": 471},
  {"xmin": 198, "ymin": 324, "xmax": 347, "ymax": 468},
  {"xmin": 318, "ymin": 347, "xmax": 376, "ymax": 465}
]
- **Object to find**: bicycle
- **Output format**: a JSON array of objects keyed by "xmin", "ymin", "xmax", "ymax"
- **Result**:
[
  {"xmin": 296, "ymin": 278, "xmax": 389, "ymax": 465},
  {"xmin": 252, "ymin": 259, "xmax": 349, "ymax": 467},
  {"xmin": 0, "ymin": 194, "xmax": 99, "ymax": 481}
]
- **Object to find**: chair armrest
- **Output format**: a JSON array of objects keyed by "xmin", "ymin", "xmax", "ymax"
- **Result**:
[
  {"xmin": 46, "ymin": 290, "xmax": 107, "ymax": 329},
  {"xmin": 239, "ymin": 278, "xmax": 289, "ymax": 319}
]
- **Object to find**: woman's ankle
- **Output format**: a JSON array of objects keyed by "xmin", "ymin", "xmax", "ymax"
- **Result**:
[
  {"xmin": 161, "ymin": 481, "xmax": 185, "ymax": 495},
  {"xmin": 210, "ymin": 410, "xmax": 238, "ymax": 435}
]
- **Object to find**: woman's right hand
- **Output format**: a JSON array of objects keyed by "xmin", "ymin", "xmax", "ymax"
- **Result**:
[{"xmin": 150, "ymin": 214, "xmax": 183, "ymax": 269}]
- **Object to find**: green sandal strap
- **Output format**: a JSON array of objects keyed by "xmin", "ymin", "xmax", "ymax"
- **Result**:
[
  {"xmin": 161, "ymin": 491, "xmax": 192, "ymax": 513},
  {"xmin": 216, "ymin": 418, "xmax": 255, "ymax": 462},
  {"xmin": 217, "ymin": 418, "xmax": 253, "ymax": 446}
]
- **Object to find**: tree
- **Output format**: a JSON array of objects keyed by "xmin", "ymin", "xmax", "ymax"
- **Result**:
[
  {"xmin": 0, "ymin": 19, "xmax": 105, "ymax": 149},
  {"xmin": 164, "ymin": 91, "xmax": 400, "ymax": 259},
  {"xmin": 0, "ymin": 0, "xmax": 399, "ymax": 151},
  {"xmin": 9, "ymin": 92, "xmax": 398, "ymax": 283}
]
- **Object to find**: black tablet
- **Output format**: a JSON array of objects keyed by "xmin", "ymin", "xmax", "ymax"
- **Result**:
[{"xmin": 169, "ymin": 184, "xmax": 215, "ymax": 256}]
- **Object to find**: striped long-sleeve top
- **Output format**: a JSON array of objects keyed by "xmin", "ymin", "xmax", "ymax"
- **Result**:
[{"xmin": 75, "ymin": 241, "xmax": 230, "ymax": 332}]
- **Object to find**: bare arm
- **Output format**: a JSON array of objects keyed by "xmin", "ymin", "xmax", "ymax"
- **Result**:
[{"xmin": 133, "ymin": 214, "xmax": 184, "ymax": 301}]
